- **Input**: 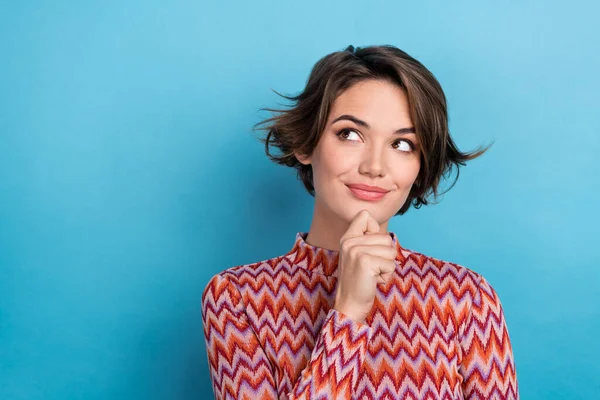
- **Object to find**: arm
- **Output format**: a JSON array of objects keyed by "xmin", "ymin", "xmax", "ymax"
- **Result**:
[
  {"xmin": 201, "ymin": 273, "xmax": 372, "ymax": 400},
  {"xmin": 458, "ymin": 274, "xmax": 519, "ymax": 399}
]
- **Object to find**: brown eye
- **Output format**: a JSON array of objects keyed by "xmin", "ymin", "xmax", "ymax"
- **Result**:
[
  {"xmin": 336, "ymin": 128, "xmax": 416, "ymax": 153},
  {"xmin": 392, "ymin": 139, "xmax": 415, "ymax": 153},
  {"xmin": 335, "ymin": 128, "xmax": 360, "ymax": 141}
]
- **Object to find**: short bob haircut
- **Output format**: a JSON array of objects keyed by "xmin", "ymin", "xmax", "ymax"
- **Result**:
[{"xmin": 253, "ymin": 44, "xmax": 493, "ymax": 216}]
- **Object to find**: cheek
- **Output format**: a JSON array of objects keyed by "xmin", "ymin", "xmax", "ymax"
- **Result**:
[
  {"xmin": 317, "ymin": 143, "xmax": 355, "ymax": 177},
  {"xmin": 391, "ymin": 158, "xmax": 420, "ymax": 188}
]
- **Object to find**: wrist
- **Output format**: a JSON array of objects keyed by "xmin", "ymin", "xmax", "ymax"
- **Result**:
[{"xmin": 333, "ymin": 302, "xmax": 366, "ymax": 324}]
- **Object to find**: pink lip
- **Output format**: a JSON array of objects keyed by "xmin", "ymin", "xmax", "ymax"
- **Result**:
[
  {"xmin": 346, "ymin": 184, "xmax": 388, "ymax": 201},
  {"xmin": 346, "ymin": 183, "xmax": 390, "ymax": 193}
]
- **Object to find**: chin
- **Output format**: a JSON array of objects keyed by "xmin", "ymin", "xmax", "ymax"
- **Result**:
[{"xmin": 340, "ymin": 202, "xmax": 386, "ymax": 224}]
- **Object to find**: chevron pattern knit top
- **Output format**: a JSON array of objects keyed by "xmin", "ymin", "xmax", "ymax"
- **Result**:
[{"xmin": 201, "ymin": 231, "xmax": 519, "ymax": 399}]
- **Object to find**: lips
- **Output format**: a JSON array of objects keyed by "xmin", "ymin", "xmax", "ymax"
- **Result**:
[
  {"xmin": 345, "ymin": 183, "xmax": 390, "ymax": 193},
  {"xmin": 345, "ymin": 184, "xmax": 389, "ymax": 202}
]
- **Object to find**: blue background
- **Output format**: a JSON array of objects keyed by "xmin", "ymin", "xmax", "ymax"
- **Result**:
[{"xmin": 1, "ymin": 1, "xmax": 598, "ymax": 399}]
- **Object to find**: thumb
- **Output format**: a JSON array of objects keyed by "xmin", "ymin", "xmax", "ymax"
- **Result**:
[
  {"xmin": 363, "ymin": 210, "xmax": 380, "ymax": 235},
  {"xmin": 344, "ymin": 209, "xmax": 380, "ymax": 240}
]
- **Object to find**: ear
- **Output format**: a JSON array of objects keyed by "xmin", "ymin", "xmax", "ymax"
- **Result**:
[{"xmin": 294, "ymin": 151, "xmax": 313, "ymax": 165}]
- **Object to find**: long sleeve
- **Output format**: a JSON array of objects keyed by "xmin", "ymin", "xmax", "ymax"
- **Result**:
[
  {"xmin": 458, "ymin": 274, "xmax": 519, "ymax": 399},
  {"xmin": 201, "ymin": 273, "xmax": 372, "ymax": 400}
]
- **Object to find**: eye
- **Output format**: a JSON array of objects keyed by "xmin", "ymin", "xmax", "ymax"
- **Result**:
[
  {"xmin": 336, "ymin": 128, "xmax": 361, "ymax": 142},
  {"xmin": 336, "ymin": 128, "xmax": 416, "ymax": 153},
  {"xmin": 392, "ymin": 139, "xmax": 415, "ymax": 153}
]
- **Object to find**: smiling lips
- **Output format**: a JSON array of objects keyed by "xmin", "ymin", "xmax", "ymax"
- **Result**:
[{"xmin": 345, "ymin": 183, "xmax": 390, "ymax": 201}]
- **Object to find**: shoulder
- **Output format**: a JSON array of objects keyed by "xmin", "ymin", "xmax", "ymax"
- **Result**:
[
  {"xmin": 399, "ymin": 246, "xmax": 507, "ymax": 330},
  {"xmin": 398, "ymin": 245, "xmax": 497, "ymax": 300},
  {"xmin": 401, "ymin": 246, "xmax": 483, "ymax": 282},
  {"xmin": 201, "ymin": 253, "xmax": 287, "ymax": 303}
]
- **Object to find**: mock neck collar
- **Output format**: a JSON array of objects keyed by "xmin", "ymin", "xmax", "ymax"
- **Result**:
[{"xmin": 285, "ymin": 231, "xmax": 407, "ymax": 276}]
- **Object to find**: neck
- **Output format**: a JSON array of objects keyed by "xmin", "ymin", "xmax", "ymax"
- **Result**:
[{"xmin": 304, "ymin": 198, "xmax": 389, "ymax": 252}]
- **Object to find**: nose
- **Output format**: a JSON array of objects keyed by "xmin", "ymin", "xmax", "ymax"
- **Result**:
[{"xmin": 358, "ymin": 144, "xmax": 386, "ymax": 178}]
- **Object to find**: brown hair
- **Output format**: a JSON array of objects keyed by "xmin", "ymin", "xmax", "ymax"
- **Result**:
[{"xmin": 252, "ymin": 44, "xmax": 493, "ymax": 215}]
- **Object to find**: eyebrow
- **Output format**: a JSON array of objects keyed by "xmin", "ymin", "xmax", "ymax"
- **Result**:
[{"xmin": 331, "ymin": 114, "xmax": 416, "ymax": 134}]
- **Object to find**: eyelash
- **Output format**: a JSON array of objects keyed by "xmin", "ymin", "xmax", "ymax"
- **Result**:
[{"xmin": 335, "ymin": 128, "xmax": 416, "ymax": 153}]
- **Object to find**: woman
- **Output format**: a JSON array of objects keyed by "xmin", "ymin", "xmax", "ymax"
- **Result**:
[{"xmin": 201, "ymin": 45, "xmax": 519, "ymax": 399}]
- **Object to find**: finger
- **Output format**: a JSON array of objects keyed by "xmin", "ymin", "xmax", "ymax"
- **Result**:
[
  {"xmin": 344, "ymin": 233, "xmax": 394, "ymax": 248},
  {"xmin": 360, "ymin": 254, "xmax": 397, "ymax": 275},
  {"xmin": 341, "ymin": 209, "xmax": 380, "ymax": 242},
  {"xmin": 379, "ymin": 271, "xmax": 394, "ymax": 285},
  {"xmin": 363, "ymin": 211, "xmax": 380, "ymax": 235},
  {"xmin": 351, "ymin": 244, "xmax": 397, "ymax": 261}
]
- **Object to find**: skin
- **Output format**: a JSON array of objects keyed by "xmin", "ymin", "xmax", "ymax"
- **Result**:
[{"xmin": 295, "ymin": 78, "xmax": 422, "ymax": 253}]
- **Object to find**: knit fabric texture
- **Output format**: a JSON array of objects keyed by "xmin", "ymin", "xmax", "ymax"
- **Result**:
[{"xmin": 201, "ymin": 231, "xmax": 519, "ymax": 399}]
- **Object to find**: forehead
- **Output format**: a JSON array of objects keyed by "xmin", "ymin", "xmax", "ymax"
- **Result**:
[{"xmin": 328, "ymin": 79, "xmax": 412, "ymax": 124}]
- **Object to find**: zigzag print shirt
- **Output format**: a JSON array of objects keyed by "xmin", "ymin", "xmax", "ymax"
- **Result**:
[{"xmin": 201, "ymin": 231, "xmax": 519, "ymax": 399}]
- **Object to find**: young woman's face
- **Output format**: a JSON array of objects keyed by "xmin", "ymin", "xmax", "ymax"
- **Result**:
[{"xmin": 296, "ymin": 78, "xmax": 421, "ymax": 226}]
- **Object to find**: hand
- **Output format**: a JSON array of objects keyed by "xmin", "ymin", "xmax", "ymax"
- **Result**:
[{"xmin": 333, "ymin": 209, "xmax": 397, "ymax": 324}]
